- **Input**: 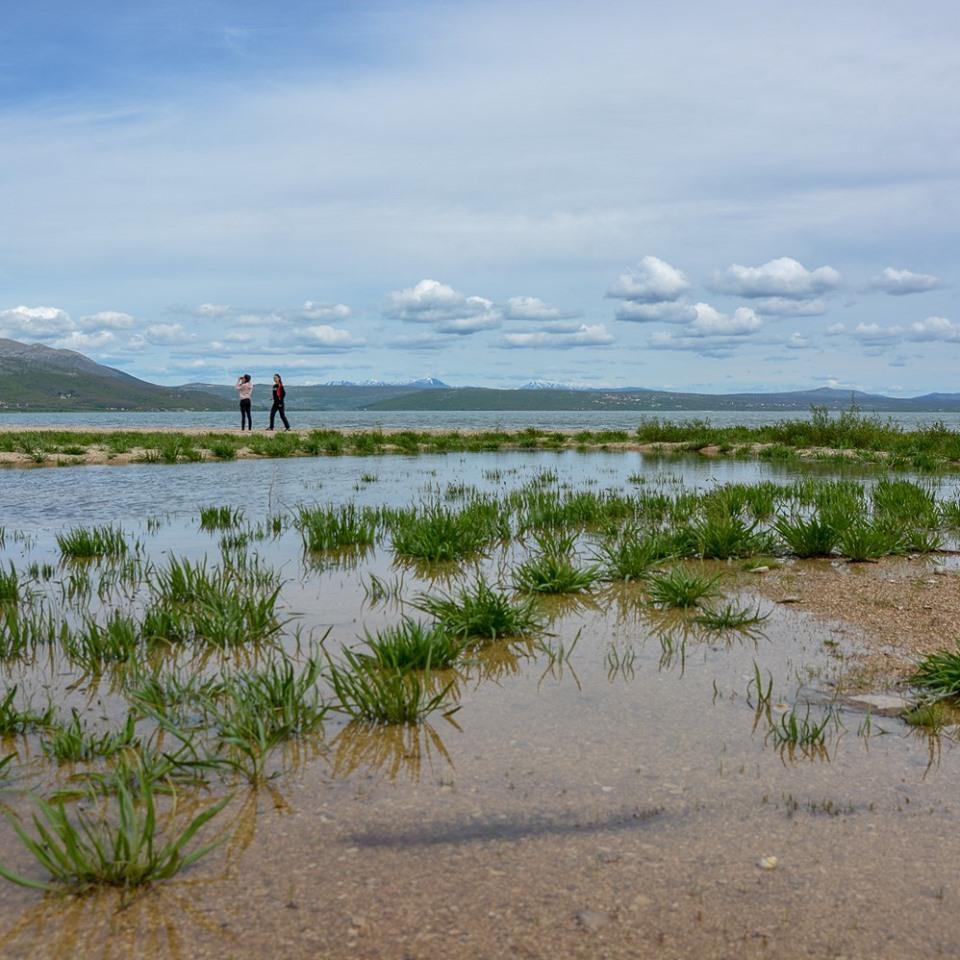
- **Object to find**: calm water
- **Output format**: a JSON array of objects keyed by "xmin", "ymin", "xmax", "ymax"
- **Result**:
[
  {"xmin": 4, "ymin": 408, "xmax": 960, "ymax": 431},
  {"xmin": 1, "ymin": 452, "xmax": 959, "ymax": 957}
]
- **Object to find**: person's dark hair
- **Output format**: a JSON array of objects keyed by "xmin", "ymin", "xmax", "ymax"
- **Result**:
[
  {"xmin": 274, "ymin": 373, "xmax": 282, "ymax": 381},
  {"xmin": 243, "ymin": 374, "xmax": 251, "ymax": 382}
]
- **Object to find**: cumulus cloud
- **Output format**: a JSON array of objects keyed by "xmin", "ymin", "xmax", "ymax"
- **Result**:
[
  {"xmin": 53, "ymin": 330, "xmax": 117, "ymax": 351},
  {"xmin": 712, "ymin": 257, "xmax": 841, "ymax": 299},
  {"xmin": 502, "ymin": 296, "xmax": 578, "ymax": 322},
  {"xmin": 687, "ymin": 303, "xmax": 761, "ymax": 338},
  {"xmin": 500, "ymin": 323, "xmax": 614, "ymax": 349},
  {"xmin": 384, "ymin": 279, "xmax": 501, "ymax": 334},
  {"xmin": 785, "ymin": 332, "xmax": 812, "ymax": 350},
  {"xmin": 906, "ymin": 316, "xmax": 960, "ymax": 341},
  {"xmin": 869, "ymin": 267, "xmax": 942, "ymax": 296},
  {"xmin": 606, "ymin": 256, "xmax": 689, "ymax": 304},
  {"xmin": 0, "ymin": 305, "xmax": 74, "ymax": 340},
  {"xmin": 852, "ymin": 322, "xmax": 901, "ymax": 342},
  {"xmin": 292, "ymin": 324, "xmax": 366, "ymax": 351},
  {"xmin": 825, "ymin": 322, "xmax": 846, "ymax": 335}
]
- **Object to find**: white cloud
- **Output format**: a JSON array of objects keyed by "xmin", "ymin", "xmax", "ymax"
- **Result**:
[
  {"xmin": 295, "ymin": 324, "xmax": 366, "ymax": 350},
  {"xmin": 785, "ymin": 332, "xmax": 812, "ymax": 350},
  {"xmin": 144, "ymin": 322, "xmax": 192, "ymax": 345},
  {"xmin": 712, "ymin": 257, "xmax": 841, "ymax": 299},
  {"xmin": 687, "ymin": 303, "xmax": 761, "ymax": 338},
  {"xmin": 606, "ymin": 256, "xmax": 689, "ymax": 303},
  {"xmin": 53, "ymin": 330, "xmax": 117, "ymax": 351},
  {"xmin": 614, "ymin": 300, "xmax": 696, "ymax": 324},
  {"xmin": 825, "ymin": 322, "xmax": 846, "ymax": 335},
  {"xmin": 384, "ymin": 279, "xmax": 501, "ymax": 334},
  {"xmin": 869, "ymin": 267, "xmax": 941, "ymax": 296},
  {"xmin": 387, "ymin": 332, "xmax": 460, "ymax": 351},
  {"xmin": 906, "ymin": 316, "xmax": 960, "ymax": 341},
  {"xmin": 195, "ymin": 303, "xmax": 231, "ymax": 318},
  {"xmin": 500, "ymin": 323, "xmax": 614, "ymax": 349},
  {"xmin": 852, "ymin": 322, "xmax": 902, "ymax": 342},
  {"xmin": 301, "ymin": 301, "xmax": 351, "ymax": 321},
  {"xmin": 79, "ymin": 310, "xmax": 137, "ymax": 330},
  {"xmin": 502, "ymin": 296, "xmax": 577, "ymax": 322},
  {"xmin": 0, "ymin": 305, "xmax": 74, "ymax": 340}
]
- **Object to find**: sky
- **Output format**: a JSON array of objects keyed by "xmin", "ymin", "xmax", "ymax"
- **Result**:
[{"xmin": 1, "ymin": 0, "xmax": 958, "ymax": 394}]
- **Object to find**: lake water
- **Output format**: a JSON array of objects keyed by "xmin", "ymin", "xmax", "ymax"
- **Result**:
[
  {"xmin": 3, "ymin": 408, "xmax": 960, "ymax": 431},
  {"xmin": 1, "ymin": 450, "xmax": 959, "ymax": 958}
]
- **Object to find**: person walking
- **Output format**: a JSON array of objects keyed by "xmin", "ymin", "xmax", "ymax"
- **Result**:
[
  {"xmin": 269, "ymin": 373, "xmax": 291, "ymax": 431},
  {"xmin": 236, "ymin": 374, "xmax": 253, "ymax": 431}
]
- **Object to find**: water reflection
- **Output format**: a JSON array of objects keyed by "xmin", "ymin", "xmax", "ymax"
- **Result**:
[{"xmin": 329, "ymin": 718, "xmax": 457, "ymax": 783}]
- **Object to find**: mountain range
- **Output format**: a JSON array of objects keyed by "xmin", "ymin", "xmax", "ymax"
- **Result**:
[{"xmin": 3, "ymin": 337, "xmax": 960, "ymax": 414}]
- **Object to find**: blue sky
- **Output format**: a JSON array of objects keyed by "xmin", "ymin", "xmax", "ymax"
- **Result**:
[{"xmin": 1, "ymin": 0, "xmax": 959, "ymax": 393}]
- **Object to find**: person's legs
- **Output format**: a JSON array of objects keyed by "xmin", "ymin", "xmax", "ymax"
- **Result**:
[
  {"xmin": 279, "ymin": 405, "xmax": 290, "ymax": 430},
  {"xmin": 269, "ymin": 401, "xmax": 278, "ymax": 430},
  {"xmin": 241, "ymin": 399, "xmax": 252, "ymax": 430}
]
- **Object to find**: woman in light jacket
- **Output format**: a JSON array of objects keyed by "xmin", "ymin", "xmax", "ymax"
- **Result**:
[{"xmin": 236, "ymin": 374, "xmax": 253, "ymax": 431}]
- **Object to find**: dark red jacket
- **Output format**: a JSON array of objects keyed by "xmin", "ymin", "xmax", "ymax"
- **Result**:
[{"xmin": 272, "ymin": 382, "xmax": 285, "ymax": 404}]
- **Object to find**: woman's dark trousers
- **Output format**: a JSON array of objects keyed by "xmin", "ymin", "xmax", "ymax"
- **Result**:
[
  {"xmin": 269, "ymin": 402, "xmax": 290, "ymax": 430},
  {"xmin": 240, "ymin": 399, "xmax": 252, "ymax": 431}
]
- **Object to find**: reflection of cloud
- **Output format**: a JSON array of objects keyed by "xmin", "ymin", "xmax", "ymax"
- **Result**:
[{"xmin": 869, "ymin": 267, "xmax": 941, "ymax": 296}]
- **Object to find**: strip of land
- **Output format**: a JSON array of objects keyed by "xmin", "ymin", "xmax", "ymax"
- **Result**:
[{"xmin": 2, "ymin": 412, "xmax": 960, "ymax": 469}]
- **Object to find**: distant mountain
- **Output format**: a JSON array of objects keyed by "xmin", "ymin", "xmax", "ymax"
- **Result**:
[
  {"xmin": 323, "ymin": 377, "xmax": 449, "ymax": 388},
  {"xmin": 363, "ymin": 384, "xmax": 960, "ymax": 413},
  {"xmin": 521, "ymin": 380, "xmax": 593, "ymax": 391},
  {"xmin": 0, "ymin": 339, "xmax": 232, "ymax": 412}
]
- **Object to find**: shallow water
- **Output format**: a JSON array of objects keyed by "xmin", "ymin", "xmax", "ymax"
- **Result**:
[{"xmin": 0, "ymin": 457, "xmax": 959, "ymax": 959}]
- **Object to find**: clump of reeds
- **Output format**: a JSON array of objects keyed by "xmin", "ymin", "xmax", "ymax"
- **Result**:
[
  {"xmin": 415, "ymin": 577, "xmax": 544, "ymax": 641},
  {"xmin": 0, "ymin": 768, "xmax": 229, "ymax": 892},
  {"xmin": 594, "ymin": 528, "xmax": 673, "ymax": 581},
  {"xmin": 56, "ymin": 525, "xmax": 128, "ymax": 560},
  {"xmin": 773, "ymin": 514, "xmax": 837, "ymax": 558},
  {"xmin": 513, "ymin": 531, "xmax": 600, "ymax": 594},
  {"xmin": 297, "ymin": 504, "xmax": 377, "ymax": 551},
  {"xmin": 357, "ymin": 619, "xmax": 465, "ymax": 671},
  {"xmin": 199, "ymin": 506, "xmax": 244, "ymax": 530},
  {"xmin": 646, "ymin": 567, "xmax": 721, "ymax": 609},
  {"xmin": 908, "ymin": 644, "xmax": 960, "ymax": 697},
  {"xmin": 389, "ymin": 501, "xmax": 504, "ymax": 562},
  {"xmin": 42, "ymin": 711, "xmax": 138, "ymax": 763}
]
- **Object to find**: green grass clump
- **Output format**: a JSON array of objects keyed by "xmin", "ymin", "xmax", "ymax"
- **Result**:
[
  {"xmin": 770, "ymin": 706, "xmax": 832, "ymax": 747},
  {"xmin": 65, "ymin": 613, "xmax": 139, "ymax": 671},
  {"xmin": 0, "ymin": 686, "xmax": 53, "ymax": 734},
  {"xmin": 0, "ymin": 564, "xmax": 20, "ymax": 604},
  {"xmin": 773, "ymin": 514, "xmax": 837, "ymax": 558},
  {"xmin": 0, "ymin": 769, "xmax": 228, "ymax": 892},
  {"xmin": 908, "ymin": 644, "xmax": 960, "ymax": 697},
  {"xmin": 513, "ymin": 532, "xmax": 600, "ymax": 594},
  {"xmin": 646, "ymin": 567, "xmax": 721, "ymax": 609},
  {"xmin": 297, "ymin": 504, "xmax": 378, "ymax": 551},
  {"xmin": 836, "ymin": 520, "xmax": 903, "ymax": 561},
  {"xmin": 324, "ymin": 648, "xmax": 454, "ymax": 725},
  {"xmin": 199, "ymin": 506, "xmax": 244, "ymax": 530},
  {"xmin": 691, "ymin": 511, "xmax": 763, "ymax": 560},
  {"xmin": 594, "ymin": 528, "xmax": 673, "ymax": 581},
  {"xmin": 42, "ymin": 712, "xmax": 138, "ymax": 763},
  {"xmin": 357, "ymin": 619, "xmax": 465, "ymax": 671},
  {"xmin": 415, "ymin": 577, "xmax": 544, "ymax": 642},
  {"xmin": 389, "ymin": 503, "xmax": 501, "ymax": 562},
  {"xmin": 56, "ymin": 525, "xmax": 128, "ymax": 560}
]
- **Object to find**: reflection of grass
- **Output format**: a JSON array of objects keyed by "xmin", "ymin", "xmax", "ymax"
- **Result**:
[
  {"xmin": 694, "ymin": 602, "xmax": 768, "ymax": 631},
  {"xmin": 330, "ymin": 719, "xmax": 455, "ymax": 783}
]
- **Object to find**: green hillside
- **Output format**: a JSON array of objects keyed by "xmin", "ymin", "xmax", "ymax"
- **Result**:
[{"xmin": 0, "ymin": 339, "xmax": 232, "ymax": 412}]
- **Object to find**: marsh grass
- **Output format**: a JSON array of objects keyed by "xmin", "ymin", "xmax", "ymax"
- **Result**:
[
  {"xmin": 43, "ymin": 711, "xmax": 138, "ymax": 763},
  {"xmin": 389, "ymin": 502, "xmax": 502, "ymax": 562},
  {"xmin": 770, "ymin": 705, "xmax": 833, "ymax": 749},
  {"xmin": 773, "ymin": 514, "xmax": 837, "ymax": 558},
  {"xmin": 594, "ymin": 528, "xmax": 673, "ymax": 581},
  {"xmin": 415, "ymin": 577, "xmax": 544, "ymax": 641},
  {"xmin": 199, "ymin": 506, "xmax": 244, "ymax": 530},
  {"xmin": 0, "ymin": 564, "xmax": 20, "ymax": 605},
  {"xmin": 646, "ymin": 567, "xmax": 722, "ymax": 609},
  {"xmin": 908, "ymin": 644, "xmax": 960, "ymax": 697},
  {"xmin": 297, "ymin": 504, "xmax": 377, "ymax": 551},
  {"xmin": 325, "ymin": 648, "xmax": 456, "ymax": 725},
  {"xmin": 691, "ymin": 511, "xmax": 764, "ymax": 560},
  {"xmin": 357, "ymin": 619, "xmax": 465, "ymax": 671},
  {"xmin": 56, "ymin": 525, "xmax": 128, "ymax": 560},
  {"xmin": 836, "ymin": 519, "xmax": 903, "ymax": 561},
  {"xmin": 0, "ymin": 771, "xmax": 229, "ymax": 892},
  {"xmin": 0, "ymin": 686, "xmax": 53, "ymax": 734},
  {"xmin": 65, "ymin": 612, "xmax": 139, "ymax": 670},
  {"xmin": 513, "ymin": 532, "xmax": 600, "ymax": 594}
]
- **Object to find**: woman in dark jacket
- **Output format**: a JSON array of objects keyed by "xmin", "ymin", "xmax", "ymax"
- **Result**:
[{"xmin": 268, "ymin": 373, "xmax": 291, "ymax": 431}]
